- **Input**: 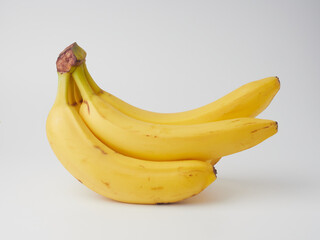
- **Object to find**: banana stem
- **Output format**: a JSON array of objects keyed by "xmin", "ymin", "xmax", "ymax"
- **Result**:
[
  {"xmin": 84, "ymin": 63, "xmax": 102, "ymax": 94},
  {"xmin": 55, "ymin": 73, "xmax": 72, "ymax": 105},
  {"xmin": 68, "ymin": 77, "xmax": 77, "ymax": 106},
  {"xmin": 55, "ymin": 42, "xmax": 93, "ymax": 103},
  {"xmin": 72, "ymin": 64, "xmax": 96, "ymax": 100},
  {"xmin": 73, "ymin": 76, "xmax": 83, "ymax": 104}
]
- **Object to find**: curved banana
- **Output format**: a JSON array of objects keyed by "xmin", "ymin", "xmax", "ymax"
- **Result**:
[
  {"xmin": 46, "ymin": 72, "xmax": 216, "ymax": 204},
  {"xmin": 73, "ymin": 64, "xmax": 278, "ymax": 161},
  {"xmin": 84, "ymin": 63, "xmax": 280, "ymax": 124}
]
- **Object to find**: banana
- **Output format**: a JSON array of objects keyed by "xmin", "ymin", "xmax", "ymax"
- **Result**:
[
  {"xmin": 73, "ymin": 64, "xmax": 278, "ymax": 161},
  {"xmin": 84, "ymin": 63, "xmax": 280, "ymax": 124},
  {"xmin": 46, "ymin": 72, "xmax": 216, "ymax": 204}
]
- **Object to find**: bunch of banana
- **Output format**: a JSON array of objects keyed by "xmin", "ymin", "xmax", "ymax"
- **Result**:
[{"xmin": 46, "ymin": 43, "xmax": 279, "ymax": 204}]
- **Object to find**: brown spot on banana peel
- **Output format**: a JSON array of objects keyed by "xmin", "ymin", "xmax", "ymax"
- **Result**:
[
  {"xmin": 251, "ymin": 126, "xmax": 270, "ymax": 133},
  {"xmin": 251, "ymin": 122, "xmax": 278, "ymax": 133},
  {"xmin": 146, "ymin": 134, "xmax": 158, "ymax": 138},
  {"xmin": 76, "ymin": 178, "xmax": 83, "ymax": 184},
  {"xmin": 94, "ymin": 145, "xmax": 107, "ymax": 155},
  {"xmin": 102, "ymin": 181, "xmax": 110, "ymax": 188},
  {"xmin": 83, "ymin": 100, "xmax": 90, "ymax": 114}
]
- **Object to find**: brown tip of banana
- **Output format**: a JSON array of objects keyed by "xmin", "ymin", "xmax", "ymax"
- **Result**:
[
  {"xmin": 275, "ymin": 76, "xmax": 280, "ymax": 86},
  {"xmin": 56, "ymin": 42, "xmax": 87, "ymax": 73},
  {"xmin": 213, "ymin": 166, "xmax": 217, "ymax": 176}
]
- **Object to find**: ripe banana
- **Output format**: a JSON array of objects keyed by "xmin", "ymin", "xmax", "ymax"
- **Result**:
[
  {"xmin": 46, "ymin": 72, "xmax": 216, "ymax": 204},
  {"xmin": 83, "ymin": 63, "xmax": 280, "ymax": 125},
  {"xmin": 47, "ymin": 42, "xmax": 280, "ymax": 204},
  {"xmin": 73, "ymin": 64, "xmax": 278, "ymax": 161}
]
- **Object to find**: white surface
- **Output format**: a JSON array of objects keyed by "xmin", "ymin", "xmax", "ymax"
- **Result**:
[{"xmin": 0, "ymin": 0, "xmax": 319, "ymax": 239}]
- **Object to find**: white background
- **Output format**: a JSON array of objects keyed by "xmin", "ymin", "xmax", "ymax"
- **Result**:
[{"xmin": 0, "ymin": 0, "xmax": 319, "ymax": 239}]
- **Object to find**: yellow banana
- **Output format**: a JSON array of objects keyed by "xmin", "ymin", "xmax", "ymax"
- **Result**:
[
  {"xmin": 84, "ymin": 63, "xmax": 280, "ymax": 124},
  {"xmin": 73, "ymin": 64, "xmax": 278, "ymax": 161},
  {"xmin": 46, "ymin": 72, "xmax": 216, "ymax": 204}
]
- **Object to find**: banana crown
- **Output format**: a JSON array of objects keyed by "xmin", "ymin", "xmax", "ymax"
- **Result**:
[{"xmin": 56, "ymin": 42, "xmax": 86, "ymax": 73}]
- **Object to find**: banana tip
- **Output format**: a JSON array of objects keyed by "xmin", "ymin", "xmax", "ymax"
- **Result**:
[
  {"xmin": 275, "ymin": 76, "xmax": 280, "ymax": 86},
  {"xmin": 213, "ymin": 166, "xmax": 217, "ymax": 176}
]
